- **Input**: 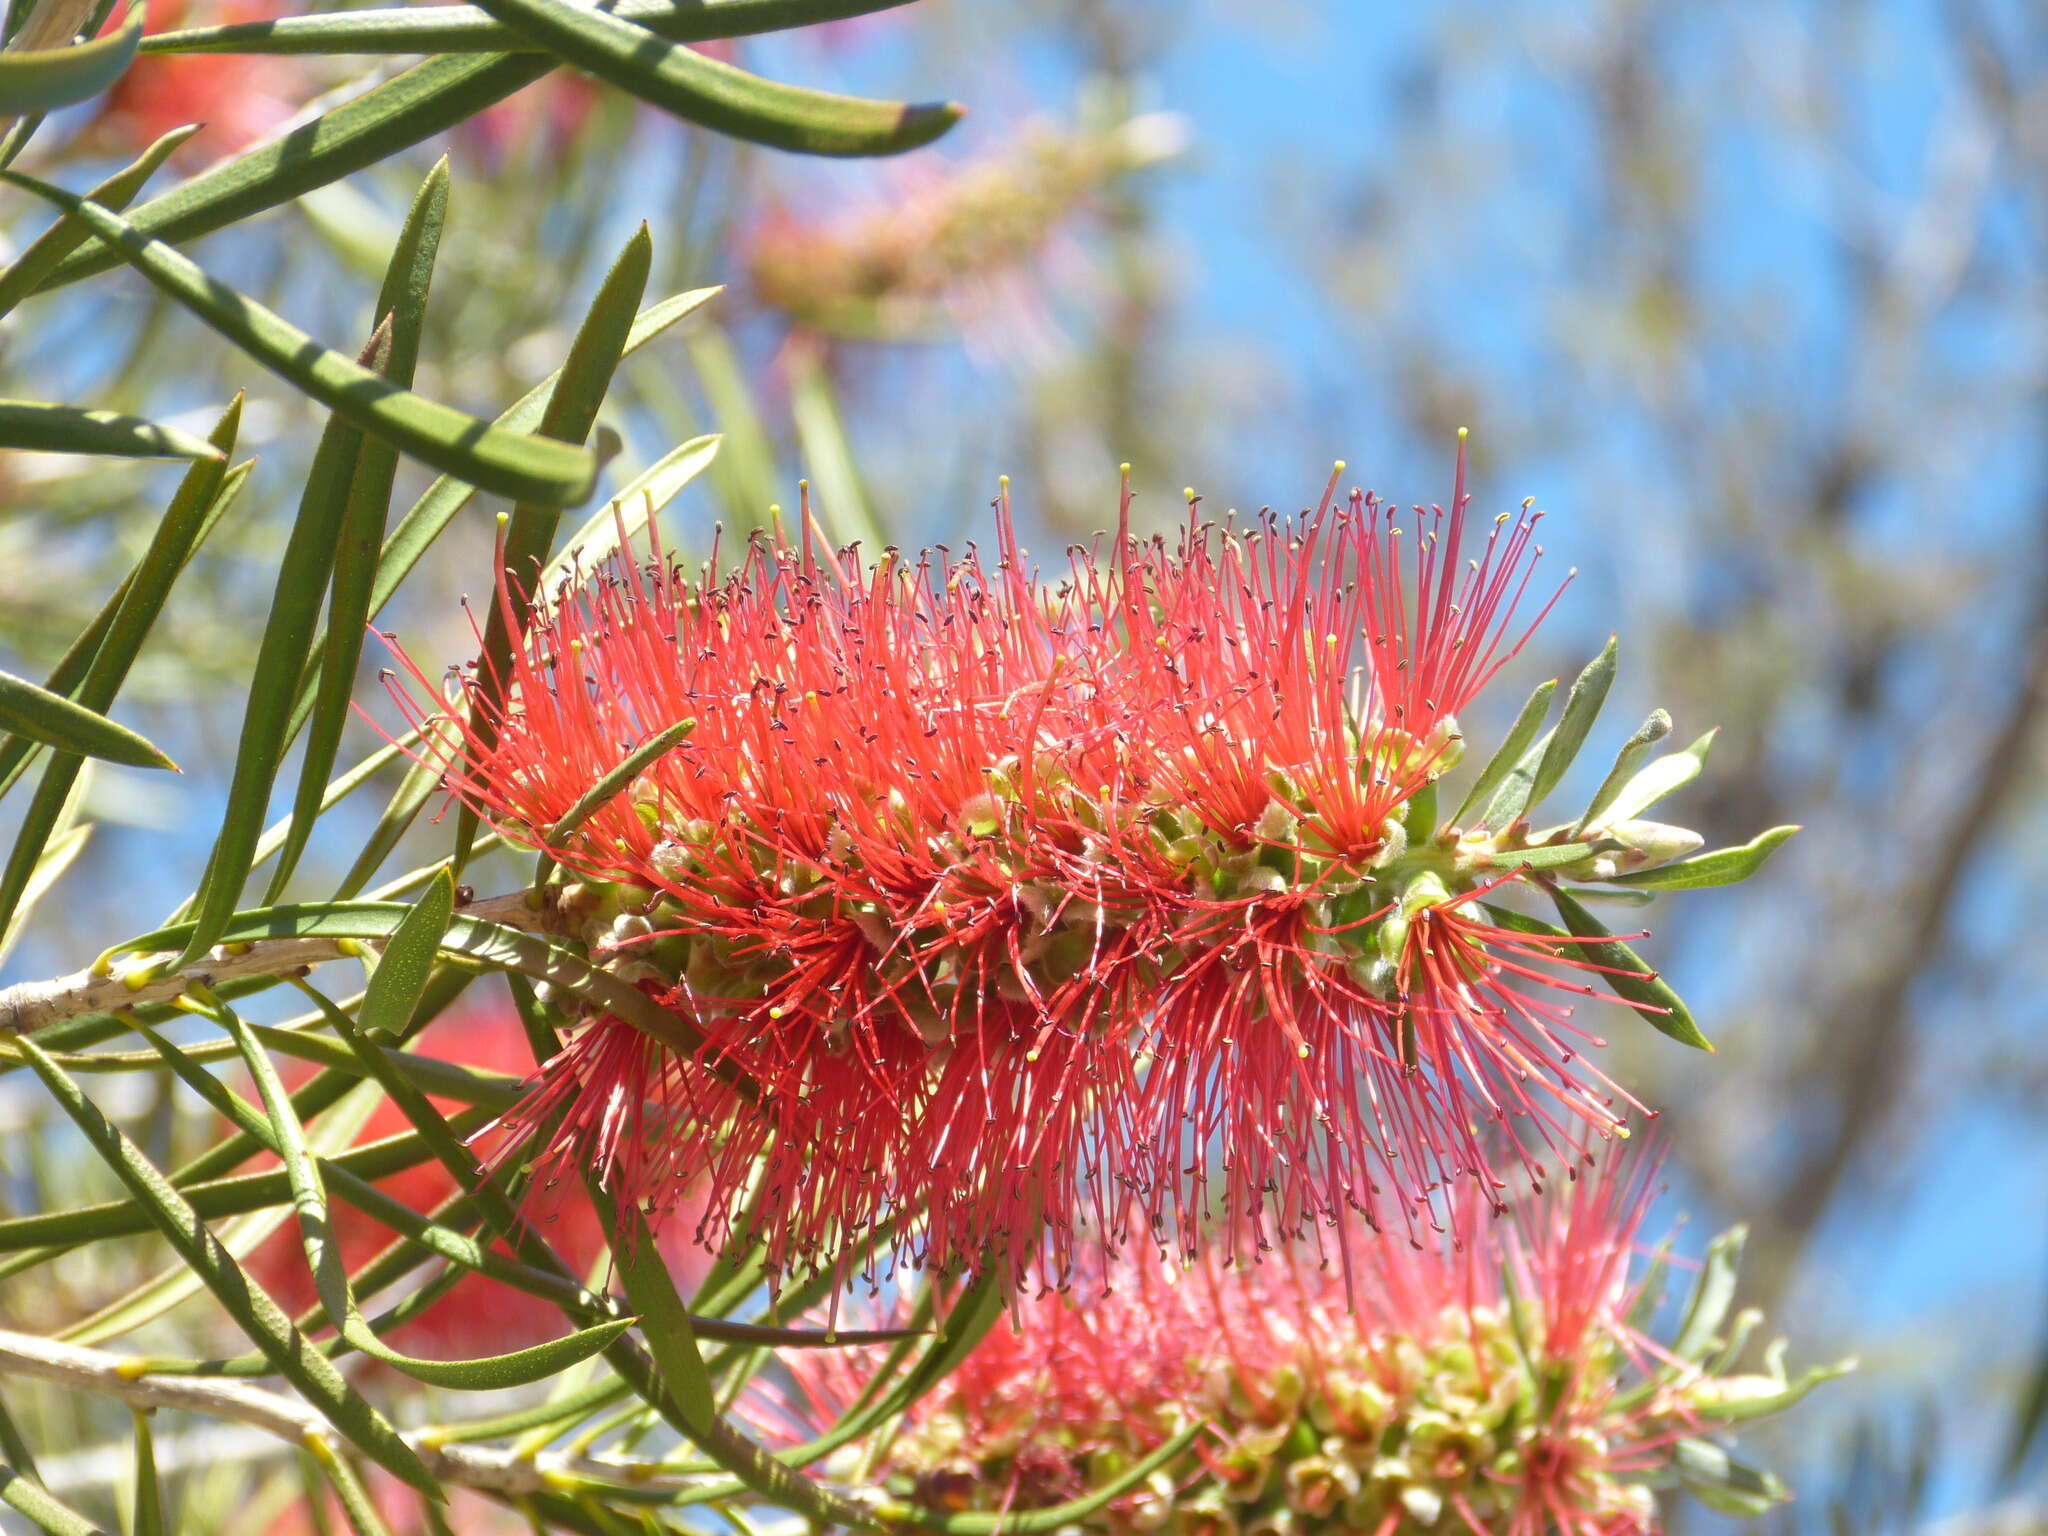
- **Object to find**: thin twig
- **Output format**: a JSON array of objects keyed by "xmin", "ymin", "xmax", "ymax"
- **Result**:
[
  {"xmin": 0, "ymin": 889, "xmax": 560, "ymax": 1038},
  {"xmin": 0, "ymin": 1327, "xmax": 713, "ymax": 1501}
]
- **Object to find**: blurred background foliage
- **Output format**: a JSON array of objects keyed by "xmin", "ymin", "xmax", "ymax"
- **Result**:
[{"xmin": 1, "ymin": 0, "xmax": 2044, "ymax": 1529}]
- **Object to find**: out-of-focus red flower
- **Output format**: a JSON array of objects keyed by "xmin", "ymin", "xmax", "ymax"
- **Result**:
[
  {"xmin": 455, "ymin": 72, "xmax": 605, "ymax": 173},
  {"xmin": 91, "ymin": 0, "xmax": 303, "ymax": 163},
  {"xmin": 742, "ymin": 114, "xmax": 1185, "ymax": 360},
  {"xmin": 762, "ymin": 1150, "xmax": 1835, "ymax": 1535},
  {"xmin": 386, "ymin": 451, "xmax": 1659, "ymax": 1291},
  {"xmin": 242, "ymin": 1002, "xmax": 712, "ymax": 1361}
]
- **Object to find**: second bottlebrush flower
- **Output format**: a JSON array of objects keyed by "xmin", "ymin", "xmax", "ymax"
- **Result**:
[{"xmin": 388, "ymin": 440, "xmax": 1796, "ymax": 1288}]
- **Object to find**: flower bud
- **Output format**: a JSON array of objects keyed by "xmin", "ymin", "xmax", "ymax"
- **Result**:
[{"xmin": 1604, "ymin": 819, "xmax": 1705, "ymax": 866}]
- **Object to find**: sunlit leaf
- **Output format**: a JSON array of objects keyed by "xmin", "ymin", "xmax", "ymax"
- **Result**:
[
  {"xmin": 466, "ymin": 0, "xmax": 961, "ymax": 156},
  {"xmin": 1599, "ymin": 824, "xmax": 1800, "ymax": 891},
  {"xmin": 0, "ymin": 1, "xmax": 140, "ymax": 114},
  {"xmin": 270, "ymin": 159, "xmax": 450, "ymax": 899},
  {"xmin": 10, "ymin": 1034, "xmax": 441, "ymax": 1497},
  {"xmin": 2, "ymin": 171, "xmax": 595, "ymax": 503},
  {"xmin": 143, "ymin": 0, "xmax": 921, "ymax": 55},
  {"xmin": 177, "ymin": 330, "xmax": 393, "ymax": 969},
  {"xmin": 0, "ymin": 669, "xmax": 175, "ymax": 770},
  {"xmin": 1450, "ymin": 677, "xmax": 1553, "ymax": 828},
  {"xmin": 1527, "ymin": 634, "xmax": 1616, "ymax": 808},
  {"xmin": 0, "ymin": 399, "xmax": 222, "ymax": 460}
]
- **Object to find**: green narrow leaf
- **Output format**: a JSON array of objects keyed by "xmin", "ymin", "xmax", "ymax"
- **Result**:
[
  {"xmin": 1526, "ymin": 634, "xmax": 1616, "ymax": 809},
  {"xmin": 1542, "ymin": 886, "xmax": 1715, "ymax": 1051},
  {"xmin": 457, "ymin": 224, "xmax": 651, "ymax": 870},
  {"xmin": 1673, "ymin": 1225, "xmax": 1746, "ymax": 1362},
  {"xmin": 0, "ymin": 669, "xmax": 175, "ymax": 769},
  {"xmin": 0, "ymin": 1463, "xmax": 109, "ymax": 1536},
  {"xmin": 533, "ymin": 719, "xmax": 695, "ymax": 886},
  {"xmin": 0, "ymin": 443, "xmax": 249, "ymax": 804},
  {"xmin": 38, "ymin": 52, "xmax": 550, "ymax": 293},
  {"xmin": 33, "ymin": 4, "xmax": 910, "ymax": 299},
  {"xmin": 0, "ymin": 1, "xmax": 140, "ymax": 113},
  {"xmin": 788, "ymin": 327, "xmax": 880, "ymax": 548},
  {"xmin": 9, "ymin": 1034, "xmax": 441, "ymax": 1498},
  {"xmin": 688, "ymin": 325, "xmax": 779, "ymax": 525},
  {"xmin": 0, "ymin": 399, "xmax": 222, "ymax": 460},
  {"xmin": 602, "ymin": 1197, "xmax": 872, "ymax": 1522},
  {"xmin": 142, "ymin": 0, "xmax": 922, "ymax": 56},
  {"xmin": 1450, "ymin": 677, "xmax": 1555, "ymax": 827},
  {"xmin": 1477, "ymin": 840, "xmax": 1598, "ymax": 873},
  {"xmin": 0, "ymin": 1103, "xmax": 504, "ymax": 1254},
  {"xmin": 1586, "ymin": 728, "xmax": 1717, "ymax": 832},
  {"xmin": 212, "ymin": 984, "xmax": 634, "ymax": 1392},
  {"xmin": 0, "ymin": 821, "xmax": 88, "ymax": 968},
  {"xmin": 1599, "ymin": 825, "xmax": 1800, "ymax": 892},
  {"xmin": 1, "ymin": 172, "xmax": 594, "ymax": 503},
  {"xmin": 0, "ymin": 120, "xmax": 194, "ymax": 318},
  {"xmin": 57, "ymin": 1075, "xmax": 382, "ymax": 1346},
  {"xmin": 302, "ymin": 1437, "xmax": 395, "ymax": 1536},
  {"xmin": 177, "ymin": 333, "xmax": 394, "ymax": 969},
  {"xmin": 1479, "ymin": 722, "xmax": 1553, "ymax": 832},
  {"xmin": 270, "ymin": 160, "xmax": 450, "ymax": 899},
  {"xmin": 356, "ymin": 871, "xmax": 454, "ymax": 1038},
  {"xmin": 542, "ymin": 433, "xmax": 720, "ymax": 588},
  {"xmin": 463, "ymin": 0, "xmax": 960, "ymax": 156},
  {"xmin": 1573, "ymin": 707, "xmax": 1671, "ymax": 835},
  {"xmin": 128, "ymin": 1410, "xmax": 165, "ymax": 1536},
  {"xmin": 1671, "ymin": 1437, "xmax": 1785, "ymax": 1518}
]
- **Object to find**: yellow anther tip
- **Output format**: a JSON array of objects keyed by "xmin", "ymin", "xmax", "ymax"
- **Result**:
[
  {"xmin": 495, "ymin": 511, "xmax": 509, "ymax": 526},
  {"xmin": 1333, "ymin": 460, "xmax": 1346, "ymax": 475},
  {"xmin": 1183, "ymin": 487, "xmax": 1196, "ymax": 502},
  {"xmin": 999, "ymin": 474, "xmax": 1011, "ymax": 488},
  {"xmin": 1457, "ymin": 426, "xmax": 1470, "ymax": 440},
  {"xmin": 1118, "ymin": 461, "xmax": 1132, "ymax": 475}
]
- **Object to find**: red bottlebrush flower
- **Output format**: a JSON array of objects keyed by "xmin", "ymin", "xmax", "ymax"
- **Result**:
[
  {"xmin": 91, "ymin": 0, "xmax": 304, "ymax": 163},
  {"xmin": 241, "ymin": 1003, "xmax": 712, "ymax": 1361},
  {"xmin": 765, "ymin": 1150, "xmax": 1839, "ymax": 1535},
  {"xmin": 386, "ymin": 448, "xmax": 1672, "ymax": 1289}
]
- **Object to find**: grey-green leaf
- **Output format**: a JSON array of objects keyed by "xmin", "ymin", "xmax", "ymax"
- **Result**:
[
  {"xmin": 1487, "ymin": 890, "xmax": 1715, "ymax": 1052},
  {"xmin": 0, "ymin": 669, "xmax": 175, "ymax": 770},
  {"xmin": 0, "ymin": 2, "xmax": 140, "ymax": 114},
  {"xmin": 1451, "ymin": 677, "xmax": 1554, "ymax": 828},
  {"xmin": 465, "ymin": 0, "xmax": 962, "ymax": 156},
  {"xmin": 9, "ymin": 1035, "xmax": 441, "ymax": 1498},
  {"xmin": 357, "ymin": 870, "xmax": 455, "ymax": 1039},
  {"xmin": 1671, "ymin": 1437, "xmax": 1786, "ymax": 1518},
  {"xmin": 1527, "ymin": 635, "xmax": 1615, "ymax": 810},
  {"xmin": 1, "ymin": 171, "xmax": 595, "ymax": 504},
  {"xmin": 142, "ymin": 0, "xmax": 923, "ymax": 55},
  {"xmin": 0, "ymin": 121, "xmax": 194, "ymax": 319},
  {"xmin": 1573, "ymin": 707, "xmax": 1672, "ymax": 835},
  {"xmin": 1673, "ymin": 1225, "xmax": 1746, "ymax": 1361},
  {"xmin": 177, "ymin": 333, "xmax": 391, "ymax": 968},
  {"xmin": 269, "ymin": 159, "xmax": 449, "ymax": 899},
  {"xmin": 0, "ymin": 400, "xmax": 222, "ymax": 460},
  {"xmin": 1586, "ymin": 728, "xmax": 1717, "ymax": 832},
  {"xmin": 1600, "ymin": 825, "xmax": 1800, "ymax": 891}
]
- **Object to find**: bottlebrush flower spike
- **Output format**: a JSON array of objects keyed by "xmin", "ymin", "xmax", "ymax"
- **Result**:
[
  {"xmin": 743, "ymin": 112, "xmax": 1186, "ymax": 354},
  {"xmin": 386, "ymin": 440, "xmax": 1792, "ymax": 1288},
  {"xmin": 764, "ymin": 1151, "xmax": 1848, "ymax": 1534}
]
